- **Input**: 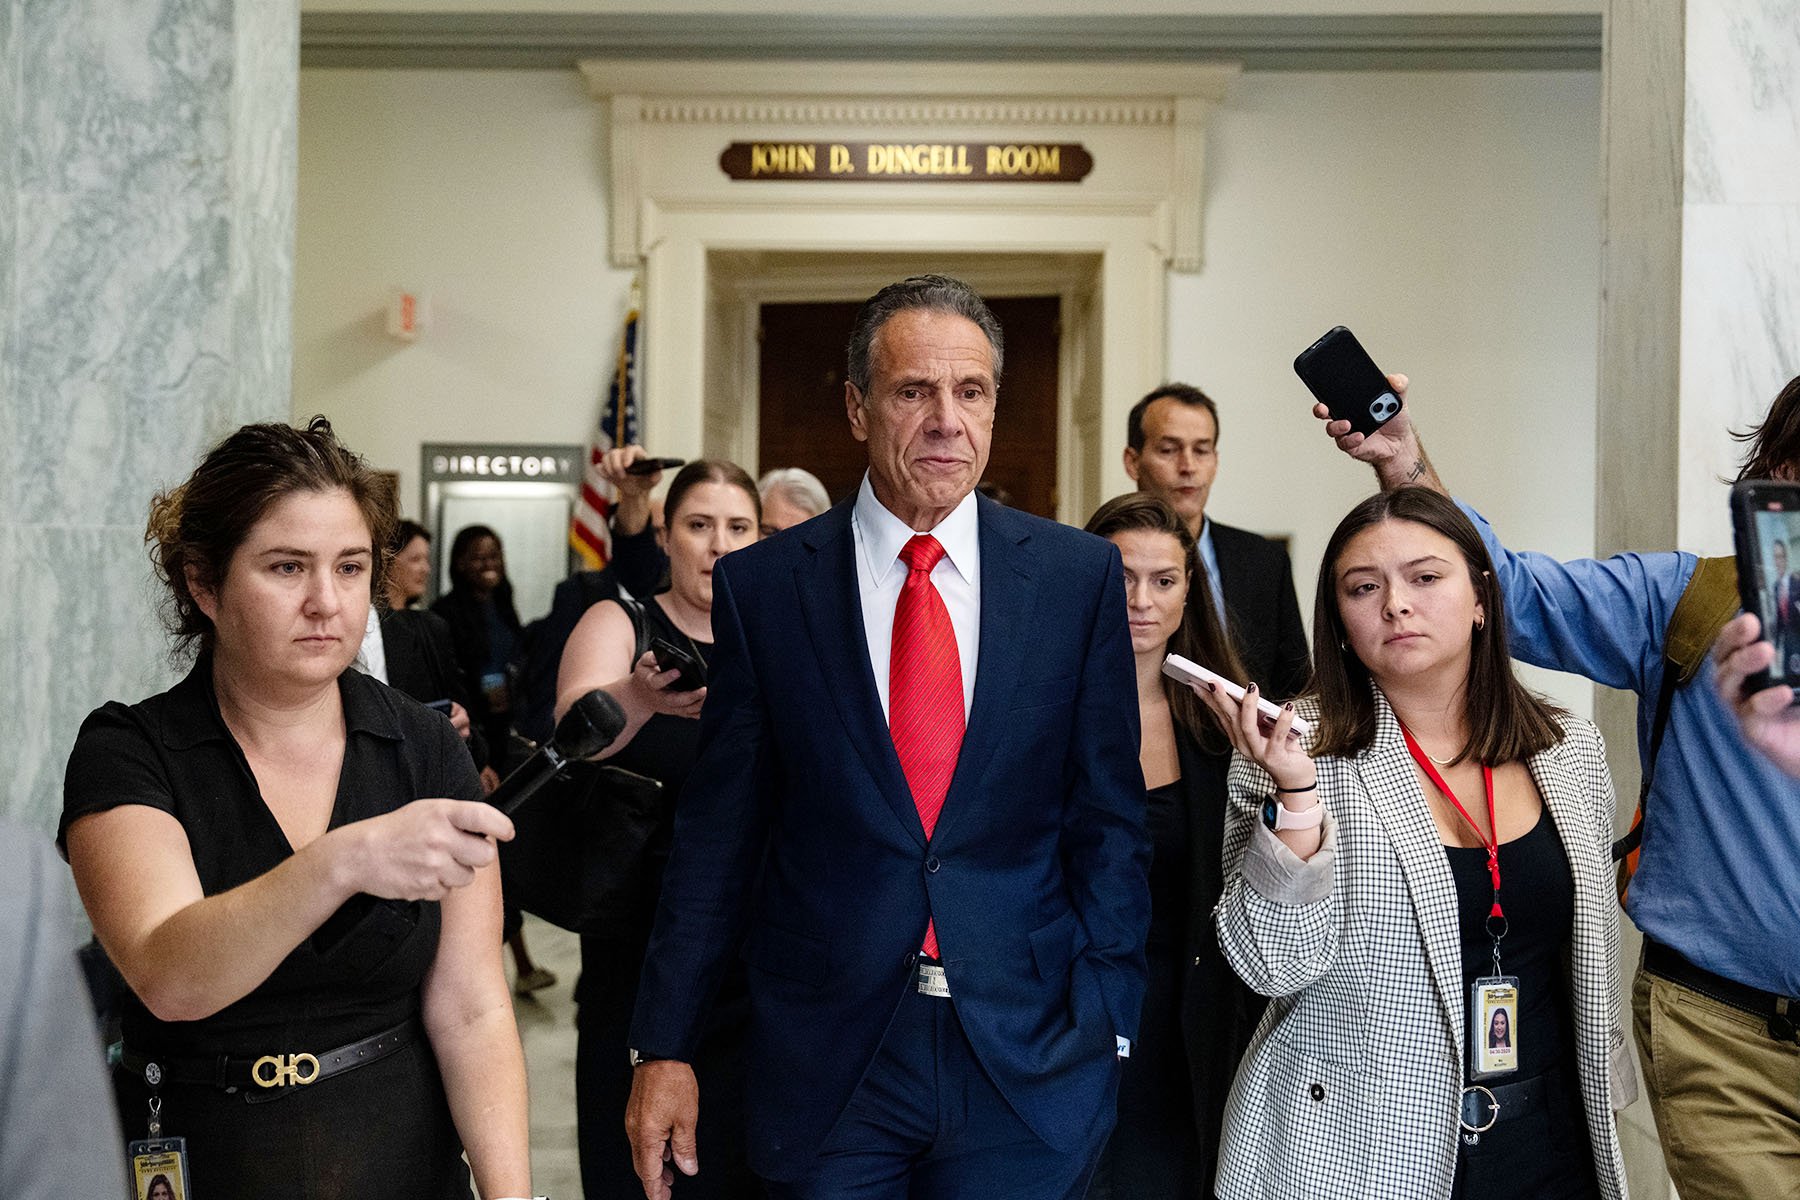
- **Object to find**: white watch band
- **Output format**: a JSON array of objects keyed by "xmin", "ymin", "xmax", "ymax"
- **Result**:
[{"xmin": 1264, "ymin": 794, "xmax": 1324, "ymax": 832}]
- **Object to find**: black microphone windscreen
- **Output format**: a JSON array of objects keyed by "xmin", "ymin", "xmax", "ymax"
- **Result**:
[{"xmin": 552, "ymin": 689, "xmax": 627, "ymax": 759}]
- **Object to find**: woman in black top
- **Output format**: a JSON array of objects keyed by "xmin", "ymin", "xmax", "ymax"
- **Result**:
[
  {"xmin": 432, "ymin": 524, "xmax": 524, "ymax": 765},
  {"xmin": 556, "ymin": 459, "xmax": 763, "ymax": 1199},
  {"xmin": 1082, "ymin": 493, "xmax": 1267, "ymax": 1200},
  {"xmin": 61, "ymin": 418, "xmax": 530, "ymax": 1199}
]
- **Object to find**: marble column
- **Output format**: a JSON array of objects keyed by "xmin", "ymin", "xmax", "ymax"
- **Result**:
[
  {"xmin": 0, "ymin": 0, "xmax": 298, "ymax": 832},
  {"xmin": 1598, "ymin": 1, "xmax": 1800, "ymax": 1196}
]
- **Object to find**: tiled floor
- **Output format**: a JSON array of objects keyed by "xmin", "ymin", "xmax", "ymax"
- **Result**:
[{"xmin": 511, "ymin": 915, "xmax": 586, "ymax": 1198}]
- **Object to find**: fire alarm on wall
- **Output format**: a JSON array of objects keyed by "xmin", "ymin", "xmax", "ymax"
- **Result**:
[{"xmin": 387, "ymin": 289, "xmax": 430, "ymax": 340}]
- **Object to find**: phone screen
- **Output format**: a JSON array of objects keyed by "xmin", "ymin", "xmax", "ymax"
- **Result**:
[{"xmin": 1733, "ymin": 480, "xmax": 1800, "ymax": 692}]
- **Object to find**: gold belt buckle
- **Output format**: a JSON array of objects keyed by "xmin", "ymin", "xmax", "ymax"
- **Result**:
[
  {"xmin": 251, "ymin": 1052, "xmax": 321, "ymax": 1088},
  {"xmin": 1459, "ymin": 1083, "xmax": 1500, "ymax": 1133}
]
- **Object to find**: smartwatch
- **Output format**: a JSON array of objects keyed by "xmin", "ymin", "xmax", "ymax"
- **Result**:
[{"xmin": 1262, "ymin": 795, "xmax": 1324, "ymax": 833}]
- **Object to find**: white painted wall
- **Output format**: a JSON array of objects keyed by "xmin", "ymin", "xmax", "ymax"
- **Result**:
[
  {"xmin": 296, "ymin": 69, "xmax": 1602, "ymax": 718},
  {"xmin": 295, "ymin": 68, "xmax": 634, "ymax": 523},
  {"xmin": 1175, "ymin": 69, "xmax": 1602, "ymax": 714}
]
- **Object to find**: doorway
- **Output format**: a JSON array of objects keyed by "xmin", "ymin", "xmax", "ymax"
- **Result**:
[{"xmin": 756, "ymin": 296, "xmax": 1061, "ymax": 517}]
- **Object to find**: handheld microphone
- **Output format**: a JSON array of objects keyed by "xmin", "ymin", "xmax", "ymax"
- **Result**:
[{"xmin": 490, "ymin": 689, "xmax": 628, "ymax": 815}]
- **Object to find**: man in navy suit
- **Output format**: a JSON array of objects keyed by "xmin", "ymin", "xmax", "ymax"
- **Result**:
[{"xmin": 624, "ymin": 275, "xmax": 1151, "ymax": 1198}]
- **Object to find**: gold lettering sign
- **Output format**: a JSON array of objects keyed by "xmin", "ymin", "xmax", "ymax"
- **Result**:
[{"xmin": 719, "ymin": 141, "xmax": 1092, "ymax": 183}]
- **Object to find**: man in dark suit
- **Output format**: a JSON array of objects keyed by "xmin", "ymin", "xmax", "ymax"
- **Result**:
[
  {"xmin": 624, "ymin": 275, "xmax": 1150, "ymax": 1198},
  {"xmin": 1122, "ymin": 383, "xmax": 1311, "ymax": 699}
]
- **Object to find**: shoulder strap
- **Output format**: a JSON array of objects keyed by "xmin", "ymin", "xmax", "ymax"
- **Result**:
[
  {"xmin": 615, "ymin": 595, "xmax": 651, "ymax": 662},
  {"xmin": 1664, "ymin": 556, "xmax": 1740, "ymax": 686},
  {"xmin": 1612, "ymin": 555, "xmax": 1739, "ymax": 874}
]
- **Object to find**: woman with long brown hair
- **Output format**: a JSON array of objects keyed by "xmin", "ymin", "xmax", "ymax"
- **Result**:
[
  {"xmin": 1082, "ymin": 493, "xmax": 1266, "ymax": 1200},
  {"xmin": 1199, "ymin": 487, "xmax": 1632, "ymax": 1200}
]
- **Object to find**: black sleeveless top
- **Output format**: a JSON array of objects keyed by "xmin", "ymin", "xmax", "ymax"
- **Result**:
[
  {"xmin": 1446, "ymin": 807, "xmax": 1576, "ymax": 1081},
  {"xmin": 606, "ymin": 596, "xmax": 714, "ymax": 806}
]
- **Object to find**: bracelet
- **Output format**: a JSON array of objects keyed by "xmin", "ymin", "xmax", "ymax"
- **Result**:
[{"xmin": 1274, "ymin": 782, "xmax": 1317, "ymax": 794}]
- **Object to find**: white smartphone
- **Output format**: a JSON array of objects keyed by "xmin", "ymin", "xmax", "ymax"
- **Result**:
[{"xmin": 1162, "ymin": 652, "xmax": 1313, "ymax": 738}]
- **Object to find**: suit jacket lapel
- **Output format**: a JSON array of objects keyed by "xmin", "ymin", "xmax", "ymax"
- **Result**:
[
  {"xmin": 1529, "ymin": 740, "xmax": 1609, "ymax": 944},
  {"xmin": 928, "ymin": 496, "xmax": 1036, "ymax": 846},
  {"xmin": 794, "ymin": 502, "xmax": 925, "ymax": 848},
  {"xmin": 1357, "ymin": 691, "xmax": 1468, "ymax": 1060}
]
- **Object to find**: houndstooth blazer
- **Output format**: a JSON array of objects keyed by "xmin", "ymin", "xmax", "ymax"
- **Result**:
[{"xmin": 1213, "ymin": 687, "xmax": 1637, "ymax": 1200}]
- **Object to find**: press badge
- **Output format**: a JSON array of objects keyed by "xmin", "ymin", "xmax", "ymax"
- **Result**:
[
  {"xmin": 1469, "ymin": 975, "xmax": 1520, "ymax": 1080},
  {"xmin": 128, "ymin": 1092, "xmax": 192, "ymax": 1199},
  {"xmin": 127, "ymin": 1137, "xmax": 191, "ymax": 1199}
]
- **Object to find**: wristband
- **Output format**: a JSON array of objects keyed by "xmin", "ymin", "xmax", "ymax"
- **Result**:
[
  {"xmin": 1262, "ymin": 795, "xmax": 1324, "ymax": 833},
  {"xmin": 1275, "ymin": 782, "xmax": 1317, "ymax": 794}
]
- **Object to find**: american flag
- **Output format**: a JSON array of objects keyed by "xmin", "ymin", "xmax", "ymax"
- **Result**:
[{"xmin": 571, "ymin": 294, "xmax": 641, "ymax": 569}]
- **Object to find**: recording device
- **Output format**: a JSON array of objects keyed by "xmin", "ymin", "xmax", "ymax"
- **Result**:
[
  {"xmin": 1293, "ymin": 325, "xmax": 1402, "ymax": 438},
  {"xmin": 490, "ymin": 690, "xmax": 629, "ymax": 815},
  {"xmin": 1162, "ymin": 652, "xmax": 1313, "ymax": 737},
  {"xmin": 624, "ymin": 456, "xmax": 686, "ymax": 476},
  {"xmin": 649, "ymin": 636, "xmax": 707, "ymax": 691},
  {"xmin": 1730, "ymin": 480, "xmax": 1800, "ymax": 699},
  {"xmin": 311, "ymin": 690, "xmax": 626, "ymax": 954},
  {"xmin": 424, "ymin": 698, "xmax": 455, "ymax": 716}
]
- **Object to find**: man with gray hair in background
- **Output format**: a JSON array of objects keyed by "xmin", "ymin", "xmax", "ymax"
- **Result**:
[{"xmin": 757, "ymin": 467, "xmax": 832, "ymax": 538}]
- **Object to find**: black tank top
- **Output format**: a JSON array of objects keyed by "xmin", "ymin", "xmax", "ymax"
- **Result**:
[{"xmin": 1446, "ymin": 807, "xmax": 1576, "ymax": 1080}]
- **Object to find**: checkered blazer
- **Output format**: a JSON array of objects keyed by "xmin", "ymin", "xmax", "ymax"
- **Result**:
[{"xmin": 1213, "ymin": 687, "xmax": 1635, "ymax": 1200}]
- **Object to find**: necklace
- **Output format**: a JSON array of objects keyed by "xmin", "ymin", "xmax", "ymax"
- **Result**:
[{"xmin": 1426, "ymin": 748, "xmax": 1463, "ymax": 767}]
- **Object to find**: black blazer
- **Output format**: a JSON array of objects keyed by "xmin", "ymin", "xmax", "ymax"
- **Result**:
[
  {"xmin": 379, "ymin": 607, "xmax": 488, "ymax": 770},
  {"xmin": 1172, "ymin": 725, "xmax": 1266, "ymax": 1197},
  {"xmin": 1208, "ymin": 520, "xmax": 1311, "ymax": 702}
]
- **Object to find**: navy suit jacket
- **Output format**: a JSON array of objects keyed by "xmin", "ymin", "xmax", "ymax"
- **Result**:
[{"xmin": 627, "ymin": 494, "xmax": 1151, "ymax": 1179}]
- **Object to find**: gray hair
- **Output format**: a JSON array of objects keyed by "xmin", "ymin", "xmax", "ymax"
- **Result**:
[
  {"xmin": 757, "ymin": 467, "xmax": 831, "ymax": 518},
  {"xmin": 845, "ymin": 274, "xmax": 1004, "ymax": 394}
]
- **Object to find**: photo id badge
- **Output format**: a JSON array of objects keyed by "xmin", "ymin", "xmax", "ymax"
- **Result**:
[
  {"xmin": 1469, "ymin": 975, "xmax": 1520, "ymax": 1080},
  {"xmin": 128, "ymin": 1137, "xmax": 191, "ymax": 1200}
]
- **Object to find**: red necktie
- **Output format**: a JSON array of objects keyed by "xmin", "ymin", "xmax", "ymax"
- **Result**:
[{"xmin": 889, "ymin": 534, "xmax": 966, "ymax": 959}]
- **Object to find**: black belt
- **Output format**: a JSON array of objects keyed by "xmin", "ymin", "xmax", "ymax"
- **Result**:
[
  {"xmin": 121, "ymin": 1016, "xmax": 421, "ymax": 1104},
  {"xmin": 1459, "ymin": 1066, "xmax": 1574, "ymax": 1132},
  {"xmin": 1643, "ymin": 940, "xmax": 1800, "ymax": 1043}
]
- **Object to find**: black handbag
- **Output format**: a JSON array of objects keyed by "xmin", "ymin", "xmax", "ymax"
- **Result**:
[
  {"xmin": 500, "ymin": 760, "xmax": 666, "ymax": 934},
  {"xmin": 497, "ymin": 596, "xmax": 668, "ymax": 935}
]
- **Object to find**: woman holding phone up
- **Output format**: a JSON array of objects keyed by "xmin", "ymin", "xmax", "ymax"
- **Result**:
[
  {"xmin": 1198, "ymin": 488, "xmax": 1634, "ymax": 1200},
  {"xmin": 556, "ymin": 458, "xmax": 764, "ymax": 1200}
]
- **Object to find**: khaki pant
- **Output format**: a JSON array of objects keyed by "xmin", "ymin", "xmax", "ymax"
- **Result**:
[{"xmin": 1633, "ymin": 967, "xmax": 1800, "ymax": 1200}]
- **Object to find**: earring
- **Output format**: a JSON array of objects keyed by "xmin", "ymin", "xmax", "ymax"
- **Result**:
[
  {"xmin": 1475, "ymin": 615, "xmax": 1486, "ymax": 631},
  {"xmin": 1338, "ymin": 639, "xmax": 1349, "ymax": 652}
]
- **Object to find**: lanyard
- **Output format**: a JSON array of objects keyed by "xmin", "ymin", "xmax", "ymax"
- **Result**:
[{"xmin": 1400, "ymin": 724, "xmax": 1503, "ymax": 922}]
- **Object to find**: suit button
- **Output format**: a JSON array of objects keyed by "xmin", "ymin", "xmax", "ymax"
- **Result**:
[
  {"xmin": 1192, "ymin": 956, "xmax": 1203, "ymax": 967},
  {"xmin": 1310, "ymin": 1083, "xmax": 1326, "ymax": 1102},
  {"xmin": 925, "ymin": 856, "xmax": 940, "ymax": 873},
  {"xmin": 905, "ymin": 951, "xmax": 918, "ymax": 967}
]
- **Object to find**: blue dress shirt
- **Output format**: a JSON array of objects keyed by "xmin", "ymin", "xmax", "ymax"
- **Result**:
[{"xmin": 1464, "ymin": 501, "xmax": 1800, "ymax": 996}]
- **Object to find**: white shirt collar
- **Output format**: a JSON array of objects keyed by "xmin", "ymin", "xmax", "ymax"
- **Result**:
[{"xmin": 853, "ymin": 473, "xmax": 980, "ymax": 587}]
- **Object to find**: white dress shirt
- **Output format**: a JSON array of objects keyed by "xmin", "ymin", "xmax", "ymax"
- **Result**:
[
  {"xmin": 353, "ymin": 605, "xmax": 389, "ymax": 684},
  {"xmin": 851, "ymin": 474, "xmax": 980, "ymax": 722}
]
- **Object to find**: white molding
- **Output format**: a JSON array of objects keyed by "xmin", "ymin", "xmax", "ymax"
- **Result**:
[{"xmin": 630, "ymin": 98, "xmax": 1179, "ymax": 128}]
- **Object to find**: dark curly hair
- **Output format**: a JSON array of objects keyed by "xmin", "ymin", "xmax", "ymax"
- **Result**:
[{"xmin": 145, "ymin": 416, "xmax": 394, "ymax": 656}]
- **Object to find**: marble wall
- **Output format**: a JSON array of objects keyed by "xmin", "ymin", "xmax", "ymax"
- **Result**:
[{"xmin": 0, "ymin": 0, "xmax": 297, "ymax": 833}]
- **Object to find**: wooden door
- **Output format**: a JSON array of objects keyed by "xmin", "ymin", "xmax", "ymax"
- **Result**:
[{"xmin": 757, "ymin": 296, "xmax": 1060, "ymax": 518}]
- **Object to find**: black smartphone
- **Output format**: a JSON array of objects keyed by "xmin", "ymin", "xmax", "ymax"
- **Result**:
[
  {"xmin": 625, "ymin": 456, "xmax": 686, "ymax": 476},
  {"xmin": 648, "ymin": 636, "xmax": 706, "ymax": 691},
  {"xmin": 424, "ymin": 698, "xmax": 455, "ymax": 716},
  {"xmin": 1293, "ymin": 325, "xmax": 1402, "ymax": 437},
  {"xmin": 1730, "ymin": 479, "xmax": 1800, "ymax": 697}
]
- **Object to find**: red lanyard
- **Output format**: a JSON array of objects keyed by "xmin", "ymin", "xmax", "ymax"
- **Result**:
[{"xmin": 1400, "ymin": 724, "xmax": 1503, "ymax": 920}]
